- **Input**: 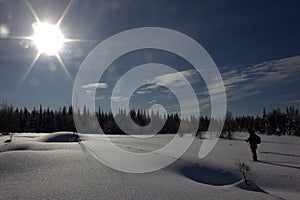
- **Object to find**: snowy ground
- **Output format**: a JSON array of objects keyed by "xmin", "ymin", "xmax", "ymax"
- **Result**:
[{"xmin": 0, "ymin": 132, "xmax": 299, "ymax": 199}]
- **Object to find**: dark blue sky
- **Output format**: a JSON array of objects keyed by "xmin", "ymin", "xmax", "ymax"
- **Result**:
[{"xmin": 0, "ymin": 0, "xmax": 300, "ymax": 116}]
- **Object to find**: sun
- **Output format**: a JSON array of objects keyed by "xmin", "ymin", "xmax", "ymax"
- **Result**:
[
  {"xmin": 31, "ymin": 22, "xmax": 66, "ymax": 56},
  {"xmin": 4, "ymin": 0, "xmax": 84, "ymax": 84}
]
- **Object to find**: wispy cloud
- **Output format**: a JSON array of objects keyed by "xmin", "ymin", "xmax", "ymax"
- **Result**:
[
  {"xmin": 222, "ymin": 55, "xmax": 300, "ymax": 102},
  {"xmin": 81, "ymin": 83, "xmax": 108, "ymax": 89},
  {"xmin": 284, "ymin": 99, "xmax": 300, "ymax": 104},
  {"xmin": 110, "ymin": 96, "xmax": 130, "ymax": 102},
  {"xmin": 82, "ymin": 83, "xmax": 109, "ymax": 101},
  {"xmin": 136, "ymin": 90, "xmax": 151, "ymax": 95},
  {"xmin": 156, "ymin": 55, "xmax": 300, "ymax": 116},
  {"xmin": 148, "ymin": 99, "xmax": 157, "ymax": 104},
  {"xmin": 148, "ymin": 69, "xmax": 199, "ymax": 88},
  {"xmin": 90, "ymin": 56, "xmax": 300, "ymax": 116},
  {"xmin": 94, "ymin": 96, "xmax": 106, "ymax": 100}
]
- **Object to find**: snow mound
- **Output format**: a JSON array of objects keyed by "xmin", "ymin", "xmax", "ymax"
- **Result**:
[
  {"xmin": 0, "ymin": 144, "xmax": 33, "ymax": 153},
  {"xmin": 39, "ymin": 132, "xmax": 79, "ymax": 143},
  {"xmin": 0, "ymin": 133, "xmax": 80, "ymax": 153}
]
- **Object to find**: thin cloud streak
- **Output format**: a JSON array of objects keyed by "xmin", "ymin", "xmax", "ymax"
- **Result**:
[
  {"xmin": 82, "ymin": 83, "xmax": 108, "ymax": 89},
  {"xmin": 222, "ymin": 55, "xmax": 300, "ymax": 102},
  {"xmin": 158, "ymin": 55, "xmax": 300, "ymax": 115},
  {"xmin": 145, "ymin": 69, "xmax": 200, "ymax": 90},
  {"xmin": 110, "ymin": 96, "xmax": 130, "ymax": 102},
  {"xmin": 284, "ymin": 99, "xmax": 300, "ymax": 104}
]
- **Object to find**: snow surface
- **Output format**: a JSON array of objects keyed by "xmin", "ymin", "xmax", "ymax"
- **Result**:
[{"xmin": 0, "ymin": 132, "xmax": 299, "ymax": 199}]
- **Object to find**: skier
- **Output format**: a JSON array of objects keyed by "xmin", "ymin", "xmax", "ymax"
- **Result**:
[{"xmin": 246, "ymin": 128, "xmax": 261, "ymax": 161}]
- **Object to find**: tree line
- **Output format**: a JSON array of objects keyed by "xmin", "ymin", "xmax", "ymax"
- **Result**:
[{"xmin": 0, "ymin": 103, "xmax": 299, "ymax": 137}]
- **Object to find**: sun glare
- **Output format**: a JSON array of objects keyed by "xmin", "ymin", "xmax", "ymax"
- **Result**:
[
  {"xmin": 31, "ymin": 22, "xmax": 65, "ymax": 55},
  {"xmin": 12, "ymin": 0, "xmax": 79, "ymax": 84}
]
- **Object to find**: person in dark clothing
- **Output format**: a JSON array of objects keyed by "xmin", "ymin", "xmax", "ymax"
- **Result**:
[{"xmin": 246, "ymin": 128, "xmax": 261, "ymax": 161}]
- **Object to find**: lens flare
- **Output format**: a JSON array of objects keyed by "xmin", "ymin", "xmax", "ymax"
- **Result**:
[{"xmin": 0, "ymin": 23, "xmax": 10, "ymax": 38}]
